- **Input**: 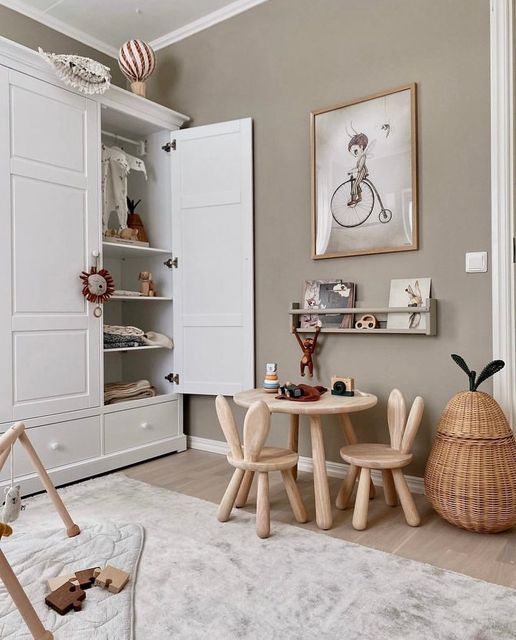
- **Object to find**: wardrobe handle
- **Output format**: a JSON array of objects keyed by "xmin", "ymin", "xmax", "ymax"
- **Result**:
[
  {"xmin": 140, "ymin": 422, "xmax": 150, "ymax": 430},
  {"xmin": 49, "ymin": 442, "xmax": 61, "ymax": 451}
]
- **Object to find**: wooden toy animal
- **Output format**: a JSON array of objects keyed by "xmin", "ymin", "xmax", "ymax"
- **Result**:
[
  {"xmin": 0, "ymin": 522, "xmax": 13, "ymax": 539},
  {"xmin": 293, "ymin": 326, "xmax": 321, "ymax": 377},
  {"xmin": 1, "ymin": 485, "xmax": 22, "ymax": 523}
]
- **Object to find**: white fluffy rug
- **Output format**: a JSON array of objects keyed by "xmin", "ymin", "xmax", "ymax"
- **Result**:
[
  {"xmin": 5, "ymin": 473, "xmax": 516, "ymax": 639},
  {"xmin": 0, "ymin": 520, "xmax": 143, "ymax": 639}
]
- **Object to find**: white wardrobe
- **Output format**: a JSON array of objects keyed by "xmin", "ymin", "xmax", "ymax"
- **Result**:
[{"xmin": 0, "ymin": 37, "xmax": 254, "ymax": 494}]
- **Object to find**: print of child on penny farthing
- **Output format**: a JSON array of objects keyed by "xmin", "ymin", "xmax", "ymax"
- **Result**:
[{"xmin": 330, "ymin": 128, "xmax": 392, "ymax": 228}]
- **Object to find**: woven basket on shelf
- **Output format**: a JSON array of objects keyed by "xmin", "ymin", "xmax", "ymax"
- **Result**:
[{"xmin": 425, "ymin": 356, "xmax": 516, "ymax": 533}]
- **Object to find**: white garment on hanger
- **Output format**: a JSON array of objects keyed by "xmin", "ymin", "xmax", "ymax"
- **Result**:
[{"xmin": 102, "ymin": 145, "xmax": 147, "ymax": 231}]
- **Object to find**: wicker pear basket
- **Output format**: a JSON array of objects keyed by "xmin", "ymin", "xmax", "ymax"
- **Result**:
[{"xmin": 425, "ymin": 356, "xmax": 516, "ymax": 533}]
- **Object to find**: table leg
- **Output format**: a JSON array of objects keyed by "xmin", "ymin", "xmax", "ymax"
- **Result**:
[
  {"xmin": 339, "ymin": 413, "xmax": 376, "ymax": 499},
  {"xmin": 288, "ymin": 415, "xmax": 299, "ymax": 480},
  {"xmin": 310, "ymin": 415, "xmax": 333, "ymax": 530}
]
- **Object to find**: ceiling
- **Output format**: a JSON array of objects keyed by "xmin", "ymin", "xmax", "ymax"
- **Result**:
[{"xmin": 0, "ymin": 0, "xmax": 269, "ymax": 57}]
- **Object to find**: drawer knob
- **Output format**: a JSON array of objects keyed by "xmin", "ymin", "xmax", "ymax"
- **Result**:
[
  {"xmin": 49, "ymin": 442, "xmax": 61, "ymax": 451},
  {"xmin": 140, "ymin": 422, "xmax": 150, "ymax": 430}
]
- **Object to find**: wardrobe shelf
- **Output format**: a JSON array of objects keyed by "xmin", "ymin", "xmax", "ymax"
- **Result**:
[
  {"xmin": 103, "ymin": 392, "xmax": 179, "ymax": 413},
  {"xmin": 104, "ymin": 345, "xmax": 165, "ymax": 353},
  {"xmin": 102, "ymin": 241, "xmax": 172, "ymax": 259},
  {"xmin": 110, "ymin": 295, "xmax": 173, "ymax": 301}
]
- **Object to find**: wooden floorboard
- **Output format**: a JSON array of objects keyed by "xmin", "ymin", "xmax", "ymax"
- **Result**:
[{"xmin": 123, "ymin": 449, "xmax": 516, "ymax": 589}]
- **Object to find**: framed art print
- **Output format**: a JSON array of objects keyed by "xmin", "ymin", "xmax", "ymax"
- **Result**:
[{"xmin": 311, "ymin": 83, "xmax": 418, "ymax": 259}]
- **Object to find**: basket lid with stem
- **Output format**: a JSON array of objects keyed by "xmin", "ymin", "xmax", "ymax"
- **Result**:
[{"xmin": 437, "ymin": 355, "xmax": 511, "ymax": 439}]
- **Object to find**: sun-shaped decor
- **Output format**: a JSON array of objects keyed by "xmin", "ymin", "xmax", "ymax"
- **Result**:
[{"xmin": 80, "ymin": 266, "xmax": 115, "ymax": 304}]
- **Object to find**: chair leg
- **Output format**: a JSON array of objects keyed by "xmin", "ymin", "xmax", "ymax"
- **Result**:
[
  {"xmin": 217, "ymin": 468, "xmax": 245, "ymax": 522},
  {"xmin": 392, "ymin": 468, "xmax": 421, "ymax": 526},
  {"xmin": 281, "ymin": 469, "xmax": 308, "ymax": 523},
  {"xmin": 235, "ymin": 470, "xmax": 254, "ymax": 508},
  {"xmin": 352, "ymin": 468, "xmax": 371, "ymax": 530},
  {"xmin": 288, "ymin": 415, "xmax": 299, "ymax": 480},
  {"xmin": 256, "ymin": 472, "xmax": 271, "ymax": 538},
  {"xmin": 336, "ymin": 464, "xmax": 359, "ymax": 510},
  {"xmin": 382, "ymin": 470, "xmax": 398, "ymax": 506}
]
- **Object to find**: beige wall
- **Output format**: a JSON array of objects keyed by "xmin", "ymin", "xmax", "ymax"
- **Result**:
[
  {"xmin": 0, "ymin": 5, "xmax": 125, "ymax": 86},
  {"xmin": 149, "ymin": 0, "xmax": 493, "ymax": 476},
  {"xmin": 0, "ymin": 1, "xmax": 493, "ymax": 476}
]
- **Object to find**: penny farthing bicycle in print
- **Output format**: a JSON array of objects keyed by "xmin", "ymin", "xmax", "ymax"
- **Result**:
[
  {"xmin": 330, "ymin": 172, "xmax": 392, "ymax": 228},
  {"xmin": 330, "ymin": 125, "xmax": 392, "ymax": 228}
]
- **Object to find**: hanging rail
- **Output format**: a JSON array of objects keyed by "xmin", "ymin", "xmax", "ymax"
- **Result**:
[{"xmin": 101, "ymin": 129, "xmax": 147, "ymax": 156}]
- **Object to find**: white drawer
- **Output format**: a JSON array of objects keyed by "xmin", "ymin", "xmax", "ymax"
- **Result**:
[
  {"xmin": 0, "ymin": 416, "xmax": 101, "ymax": 481},
  {"xmin": 104, "ymin": 401, "xmax": 179, "ymax": 455}
]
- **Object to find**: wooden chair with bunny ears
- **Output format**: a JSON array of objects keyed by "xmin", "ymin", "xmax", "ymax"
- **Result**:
[
  {"xmin": 336, "ymin": 389, "xmax": 424, "ymax": 531},
  {"xmin": 215, "ymin": 396, "xmax": 308, "ymax": 538}
]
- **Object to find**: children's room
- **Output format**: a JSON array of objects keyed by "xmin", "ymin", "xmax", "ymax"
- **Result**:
[{"xmin": 0, "ymin": 0, "xmax": 514, "ymax": 638}]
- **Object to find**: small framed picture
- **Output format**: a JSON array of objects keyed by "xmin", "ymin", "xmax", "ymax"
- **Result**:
[
  {"xmin": 311, "ymin": 84, "xmax": 418, "ymax": 259},
  {"xmin": 387, "ymin": 278, "xmax": 431, "ymax": 330},
  {"xmin": 301, "ymin": 280, "xmax": 356, "ymax": 329}
]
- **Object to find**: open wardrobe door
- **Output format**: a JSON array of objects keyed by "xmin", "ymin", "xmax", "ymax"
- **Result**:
[{"xmin": 171, "ymin": 118, "xmax": 254, "ymax": 395}]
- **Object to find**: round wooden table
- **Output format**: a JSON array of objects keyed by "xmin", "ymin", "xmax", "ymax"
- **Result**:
[{"xmin": 233, "ymin": 388, "xmax": 378, "ymax": 530}]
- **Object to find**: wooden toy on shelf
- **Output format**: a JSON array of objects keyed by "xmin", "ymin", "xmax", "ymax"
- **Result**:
[
  {"xmin": 139, "ymin": 271, "xmax": 152, "ymax": 296},
  {"xmin": 45, "ymin": 581, "xmax": 86, "ymax": 616},
  {"xmin": 355, "ymin": 314, "xmax": 378, "ymax": 329},
  {"xmin": 293, "ymin": 326, "xmax": 321, "ymax": 377},
  {"xmin": 331, "ymin": 376, "xmax": 355, "ymax": 397},
  {"xmin": 95, "ymin": 565, "xmax": 130, "ymax": 594},
  {"xmin": 138, "ymin": 271, "xmax": 157, "ymax": 297},
  {"xmin": 263, "ymin": 363, "xmax": 280, "ymax": 393}
]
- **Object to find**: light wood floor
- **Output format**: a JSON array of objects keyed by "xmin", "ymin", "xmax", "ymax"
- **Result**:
[{"xmin": 124, "ymin": 449, "xmax": 516, "ymax": 589}]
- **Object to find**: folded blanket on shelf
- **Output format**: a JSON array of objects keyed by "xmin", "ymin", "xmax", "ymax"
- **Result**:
[
  {"xmin": 104, "ymin": 379, "xmax": 156, "ymax": 405},
  {"xmin": 104, "ymin": 333, "xmax": 145, "ymax": 349},
  {"xmin": 104, "ymin": 325, "xmax": 145, "ymax": 337},
  {"xmin": 107, "ymin": 389, "xmax": 156, "ymax": 404}
]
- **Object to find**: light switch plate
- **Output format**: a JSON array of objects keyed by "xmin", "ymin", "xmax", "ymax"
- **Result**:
[{"xmin": 465, "ymin": 251, "xmax": 488, "ymax": 273}]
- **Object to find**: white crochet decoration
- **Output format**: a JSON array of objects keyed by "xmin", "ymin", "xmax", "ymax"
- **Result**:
[{"xmin": 38, "ymin": 48, "xmax": 111, "ymax": 95}]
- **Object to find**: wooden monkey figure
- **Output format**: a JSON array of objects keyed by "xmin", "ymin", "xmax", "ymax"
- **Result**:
[{"xmin": 293, "ymin": 326, "xmax": 321, "ymax": 377}]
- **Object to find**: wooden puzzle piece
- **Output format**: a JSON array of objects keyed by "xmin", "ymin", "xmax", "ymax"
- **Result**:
[
  {"xmin": 95, "ymin": 565, "xmax": 129, "ymax": 594},
  {"xmin": 45, "ymin": 581, "xmax": 86, "ymax": 616},
  {"xmin": 47, "ymin": 574, "xmax": 78, "ymax": 593},
  {"xmin": 74, "ymin": 567, "xmax": 101, "ymax": 590}
]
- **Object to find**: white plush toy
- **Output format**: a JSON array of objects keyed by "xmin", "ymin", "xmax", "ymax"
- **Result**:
[{"xmin": 2, "ymin": 485, "xmax": 22, "ymax": 523}]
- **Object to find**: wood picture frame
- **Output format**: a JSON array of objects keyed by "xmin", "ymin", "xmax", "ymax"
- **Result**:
[{"xmin": 311, "ymin": 83, "xmax": 418, "ymax": 259}]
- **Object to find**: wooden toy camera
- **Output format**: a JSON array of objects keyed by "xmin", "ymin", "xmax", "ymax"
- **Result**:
[{"xmin": 331, "ymin": 376, "xmax": 355, "ymax": 397}]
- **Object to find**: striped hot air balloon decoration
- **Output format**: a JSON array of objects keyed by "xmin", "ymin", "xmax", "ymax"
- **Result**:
[{"xmin": 118, "ymin": 39, "xmax": 156, "ymax": 97}]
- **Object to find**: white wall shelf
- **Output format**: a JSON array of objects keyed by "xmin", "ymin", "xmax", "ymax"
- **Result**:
[
  {"xmin": 103, "ymin": 241, "xmax": 172, "ymax": 260},
  {"xmin": 290, "ymin": 299, "xmax": 437, "ymax": 336}
]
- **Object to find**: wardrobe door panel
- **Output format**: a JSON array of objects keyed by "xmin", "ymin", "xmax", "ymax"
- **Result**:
[
  {"xmin": 7, "ymin": 70, "xmax": 100, "ymax": 420},
  {"xmin": 10, "ymin": 78, "xmax": 86, "ymax": 174},
  {"xmin": 172, "ymin": 118, "xmax": 254, "ymax": 395},
  {"xmin": 12, "ymin": 176, "xmax": 86, "ymax": 314},
  {"xmin": 0, "ymin": 67, "xmax": 12, "ymax": 423}
]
